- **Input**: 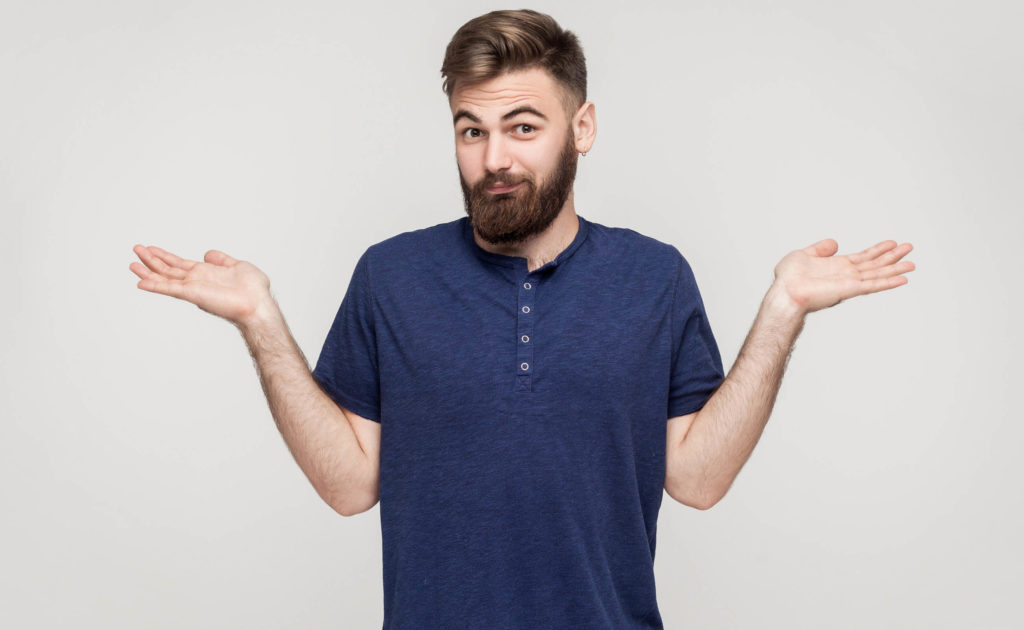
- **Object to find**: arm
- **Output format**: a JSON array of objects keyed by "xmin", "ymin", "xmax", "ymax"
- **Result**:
[
  {"xmin": 666, "ymin": 238, "xmax": 915, "ymax": 509},
  {"xmin": 130, "ymin": 245, "xmax": 380, "ymax": 517},
  {"xmin": 240, "ymin": 298, "xmax": 381, "ymax": 517},
  {"xmin": 665, "ymin": 284, "xmax": 803, "ymax": 510}
]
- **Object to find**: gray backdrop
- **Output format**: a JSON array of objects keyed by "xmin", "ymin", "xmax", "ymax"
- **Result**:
[{"xmin": 3, "ymin": 0, "xmax": 1021, "ymax": 627}]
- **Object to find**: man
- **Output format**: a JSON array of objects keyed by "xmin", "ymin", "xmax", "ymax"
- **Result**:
[{"xmin": 129, "ymin": 9, "xmax": 914, "ymax": 629}]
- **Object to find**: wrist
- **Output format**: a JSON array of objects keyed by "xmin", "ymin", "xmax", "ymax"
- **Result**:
[
  {"xmin": 762, "ymin": 280, "xmax": 807, "ymax": 323},
  {"xmin": 237, "ymin": 293, "xmax": 283, "ymax": 337}
]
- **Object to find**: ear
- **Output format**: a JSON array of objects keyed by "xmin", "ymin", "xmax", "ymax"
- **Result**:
[{"xmin": 571, "ymin": 101, "xmax": 596, "ymax": 155}]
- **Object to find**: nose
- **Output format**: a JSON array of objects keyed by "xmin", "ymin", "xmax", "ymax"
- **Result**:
[{"xmin": 483, "ymin": 134, "xmax": 513, "ymax": 175}]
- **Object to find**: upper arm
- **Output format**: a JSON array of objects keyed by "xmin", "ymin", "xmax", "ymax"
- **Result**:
[
  {"xmin": 666, "ymin": 251, "xmax": 725, "ymax": 419},
  {"xmin": 664, "ymin": 249, "xmax": 723, "ymax": 510},
  {"xmin": 340, "ymin": 405, "xmax": 381, "ymax": 514},
  {"xmin": 309, "ymin": 249, "xmax": 382, "ymax": 515},
  {"xmin": 665, "ymin": 411, "xmax": 707, "ymax": 509}
]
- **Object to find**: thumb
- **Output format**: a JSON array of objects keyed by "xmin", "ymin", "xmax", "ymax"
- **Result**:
[
  {"xmin": 802, "ymin": 238, "xmax": 838, "ymax": 258},
  {"xmin": 204, "ymin": 249, "xmax": 238, "ymax": 266}
]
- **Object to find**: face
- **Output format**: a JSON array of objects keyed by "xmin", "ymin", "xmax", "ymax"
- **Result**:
[{"xmin": 451, "ymin": 67, "xmax": 581, "ymax": 245}]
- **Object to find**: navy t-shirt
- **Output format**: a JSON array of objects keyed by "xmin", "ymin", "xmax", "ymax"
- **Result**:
[{"xmin": 312, "ymin": 214, "xmax": 725, "ymax": 630}]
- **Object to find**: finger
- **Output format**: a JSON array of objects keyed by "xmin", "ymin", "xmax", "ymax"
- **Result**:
[
  {"xmin": 860, "ymin": 243, "xmax": 914, "ymax": 271},
  {"xmin": 147, "ymin": 245, "xmax": 197, "ymax": 272},
  {"xmin": 204, "ymin": 249, "xmax": 238, "ymax": 266},
  {"xmin": 134, "ymin": 245, "xmax": 187, "ymax": 279},
  {"xmin": 858, "ymin": 259, "xmax": 916, "ymax": 281},
  {"xmin": 847, "ymin": 240, "xmax": 898, "ymax": 265},
  {"xmin": 129, "ymin": 261, "xmax": 156, "ymax": 281},
  {"xmin": 136, "ymin": 274, "xmax": 189, "ymax": 300},
  {"xmin": 859, "ymin": 274, "xmax": 910, "ymax": 296},
  {"xmin": 130, "ymin": 256, "xmax": 186, "ymax": 297},
  {"xmin": 801, "ymin": 238, "xmax": 839, "ymax": 257},
  {"xmin": 130, "ymin": 259, "xmax": 168, "ymax": 287}
]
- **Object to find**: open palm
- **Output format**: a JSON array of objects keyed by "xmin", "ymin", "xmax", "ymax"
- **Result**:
[
  {"xmin": 129, "ymin": 245, "xmax": 271, "ymax": 326},
  {"xmin": 773, "ymin": 238, "xmax": 915, "ymax": 315}
]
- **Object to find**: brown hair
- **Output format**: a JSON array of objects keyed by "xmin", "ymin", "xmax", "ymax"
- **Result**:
[{"xmin": 440, "ymin": 9, "xmax": 587, "ymax": 116}]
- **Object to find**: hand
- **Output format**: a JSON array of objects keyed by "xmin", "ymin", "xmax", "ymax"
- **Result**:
[
  {"xmin": 129, "ymin": 245, "xmax": 275, "ymax": 328},
  {"xmin": 771, "ymin": 238, "xmax": 915, "ymax": 315}
]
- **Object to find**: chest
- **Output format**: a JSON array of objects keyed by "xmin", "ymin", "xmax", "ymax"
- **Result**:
[{"xmin": 373, "ymin": 271, "xmax": 674, "ymax": 414}]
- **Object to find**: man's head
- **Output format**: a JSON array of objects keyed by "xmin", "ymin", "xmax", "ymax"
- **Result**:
[{"xmin": 441, "ymin": 10, "xmax": 595, "ymax": 245}]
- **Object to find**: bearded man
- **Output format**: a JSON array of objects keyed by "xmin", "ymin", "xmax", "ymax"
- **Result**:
[{"xmin": 130, "ymin": 9, "xmax": 915, "ymax": 629}]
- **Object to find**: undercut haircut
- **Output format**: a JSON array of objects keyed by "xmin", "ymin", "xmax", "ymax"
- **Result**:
[{"xmin": 440, "ymin": 9, "xmax": 588, "ymax": 118}]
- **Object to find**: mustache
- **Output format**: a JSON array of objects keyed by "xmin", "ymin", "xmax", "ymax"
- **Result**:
[{"xmin": 474, "ymin": 171, "xmax": 536, "ymax": 191}]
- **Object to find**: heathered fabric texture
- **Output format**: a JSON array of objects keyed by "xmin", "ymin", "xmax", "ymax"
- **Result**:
[{"xmin": 312, "ymin": 214, "xmax": 725, "ymax": 629}]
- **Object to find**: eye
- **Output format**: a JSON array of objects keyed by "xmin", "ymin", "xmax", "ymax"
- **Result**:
[
  {"xmin": 515, "ymin": 123, "xmax": 535, "ymax": 135},
  {"xmin": 460, "ymin": 128, "xmax": 483, "ymax": 140}
]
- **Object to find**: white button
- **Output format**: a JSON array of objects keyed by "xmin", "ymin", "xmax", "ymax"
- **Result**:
[
  {"xmin": 521, "ymin": 335, "xmax": 529, "ymax": 343},
  {"xmin": 520, "ymin": 362, "xmax": 529, "ymax": 371},
  {"xmin": 523, "ymin": 282, "xmax": 532, "ymax": 290},
  {"xmin": 521, "ymin": 306, "xmax": 530, "ymax": 313}
]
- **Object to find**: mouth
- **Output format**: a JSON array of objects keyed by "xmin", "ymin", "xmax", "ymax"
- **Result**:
[{"xmin": 487, "ymin": 182, "xmax": 523, "ymax": 194}]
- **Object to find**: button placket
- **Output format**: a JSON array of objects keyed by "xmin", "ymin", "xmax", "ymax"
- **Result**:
[{"xmin": 515, "ymin": 276, "xmax": 536, "ymax": 392}]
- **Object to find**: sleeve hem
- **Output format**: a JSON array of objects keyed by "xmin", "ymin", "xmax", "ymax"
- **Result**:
[
  {"xmin": 313, "ymin": 374, "xmax": 381, "ymax": 423},
  {"xmin": 667, "ymin": 398, "xmax": 709, "ymax": 419}
]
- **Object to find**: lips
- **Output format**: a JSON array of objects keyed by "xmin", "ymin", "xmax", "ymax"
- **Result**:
[{"xmin": 487, "ymin": 182, "xmax": 522, "ymax": 193}]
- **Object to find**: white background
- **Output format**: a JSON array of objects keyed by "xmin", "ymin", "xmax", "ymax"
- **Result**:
[{"xmin": 2, "ymin": 0, "xmax": 1021, "ymax": 627}]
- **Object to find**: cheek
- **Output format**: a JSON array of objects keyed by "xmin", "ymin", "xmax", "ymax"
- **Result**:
[
  {"xmin": 455, "ymin": 147, "xmax": 481, "ymax": 181},
  {"xmin": 525, "ymin": 141, "xmax": 562, "ymax": 176}
]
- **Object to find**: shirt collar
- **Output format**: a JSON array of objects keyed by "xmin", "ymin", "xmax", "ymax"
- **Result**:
[{"xmin": 461, "ymin": 213, "xmax": 591, "ymax": 273}]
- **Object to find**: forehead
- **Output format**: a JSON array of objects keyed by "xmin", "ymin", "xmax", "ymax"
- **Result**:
[{"xmin": 450, "ymin": 67, "xmax": 567, "ymax": 121}]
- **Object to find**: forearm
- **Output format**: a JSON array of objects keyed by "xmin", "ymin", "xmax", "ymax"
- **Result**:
[
  {"xmin": 238, "ymin": 297, "xmax": 373, "ymax": 516},
  {"xmin": 674, "ymin": 282, "xmax": 806, "ymax": 508}
]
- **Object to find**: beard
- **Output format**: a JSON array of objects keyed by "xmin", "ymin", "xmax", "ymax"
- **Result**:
[{"xmin": 459, "ymin": 132, "xmax": 578, "ymax": 245}]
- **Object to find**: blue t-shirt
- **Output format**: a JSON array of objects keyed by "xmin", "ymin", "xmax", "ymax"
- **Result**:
[{"xmin": 312, "ymin": 214, "xmax": 725, "ymax": 630}]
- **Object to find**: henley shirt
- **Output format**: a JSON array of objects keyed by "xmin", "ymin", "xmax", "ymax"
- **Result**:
[{"xmin": 311, "ymin": 213, "xmax": 726, "ymax": 629}]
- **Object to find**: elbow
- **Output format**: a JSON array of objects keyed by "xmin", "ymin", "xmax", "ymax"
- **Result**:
[
  {"xmin": 330, "ymin": 491, "xmax": 379, "ymax": 518},
  {"xmin": 695, "ymin": 486, "xmax": 728, "ymax": 510},
  {"xmin": 666, "ymin": 476, "xmax": 723, "ymax": 510},
  {"xmin": 667, "ymin": 485, "xmax": 716, "ymax": 511},
  {"xmin": 693, "ymin": 495, "xmax": 719, "ymax": 511},
  {"xmin": 330, "ymin": 501, "xmax": 360, "ymax": 518},
  {"xmin": 321, "ymin": 467, "xmax": 380, "ymax": 517},
  {"xmin": 332, "ymin": 502, "xmax": 358, "ymax": 518},
  {"xmin": 678, "ymin": 493, "xmax": 715, "ymax": 511},
  {"xmin": 671, "ymin": 486, "xmax": 722, "ymax": 511}
]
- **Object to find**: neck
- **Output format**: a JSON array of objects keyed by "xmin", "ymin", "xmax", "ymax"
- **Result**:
[{"xmin": 472, "ymin": 195, "xmax": 579, "ymax": 272}]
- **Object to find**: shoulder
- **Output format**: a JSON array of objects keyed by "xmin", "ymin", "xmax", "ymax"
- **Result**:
[
  {"xmin": 366, "ymin": 217, "xmax": 461, "ymax": 259},
  {"xmin": 580, "ymin": 216, "xmax": 688, "ymax": 279},
  {"xmin": 359, "ymin": 218, "xmax": 464, "ymax": 279}
]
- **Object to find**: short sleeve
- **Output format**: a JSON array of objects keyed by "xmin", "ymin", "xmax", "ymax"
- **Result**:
[
  {"xmin": 667, "ymin": 251, "xmax": 725, "ymax": 418},
  {"xmin": 311, "ymin": 249, "xmax": 382, "ymax": 422}
]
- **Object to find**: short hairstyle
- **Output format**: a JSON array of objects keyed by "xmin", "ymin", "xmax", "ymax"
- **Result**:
[{"xmin": 440, "ymin": 9, "xmax": 587, "ymax": 117}]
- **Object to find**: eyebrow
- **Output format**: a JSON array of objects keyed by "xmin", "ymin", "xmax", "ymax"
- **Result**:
[{"xmin": 453, "ymin": 105, "xmax": 548, "ymax": 126}]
